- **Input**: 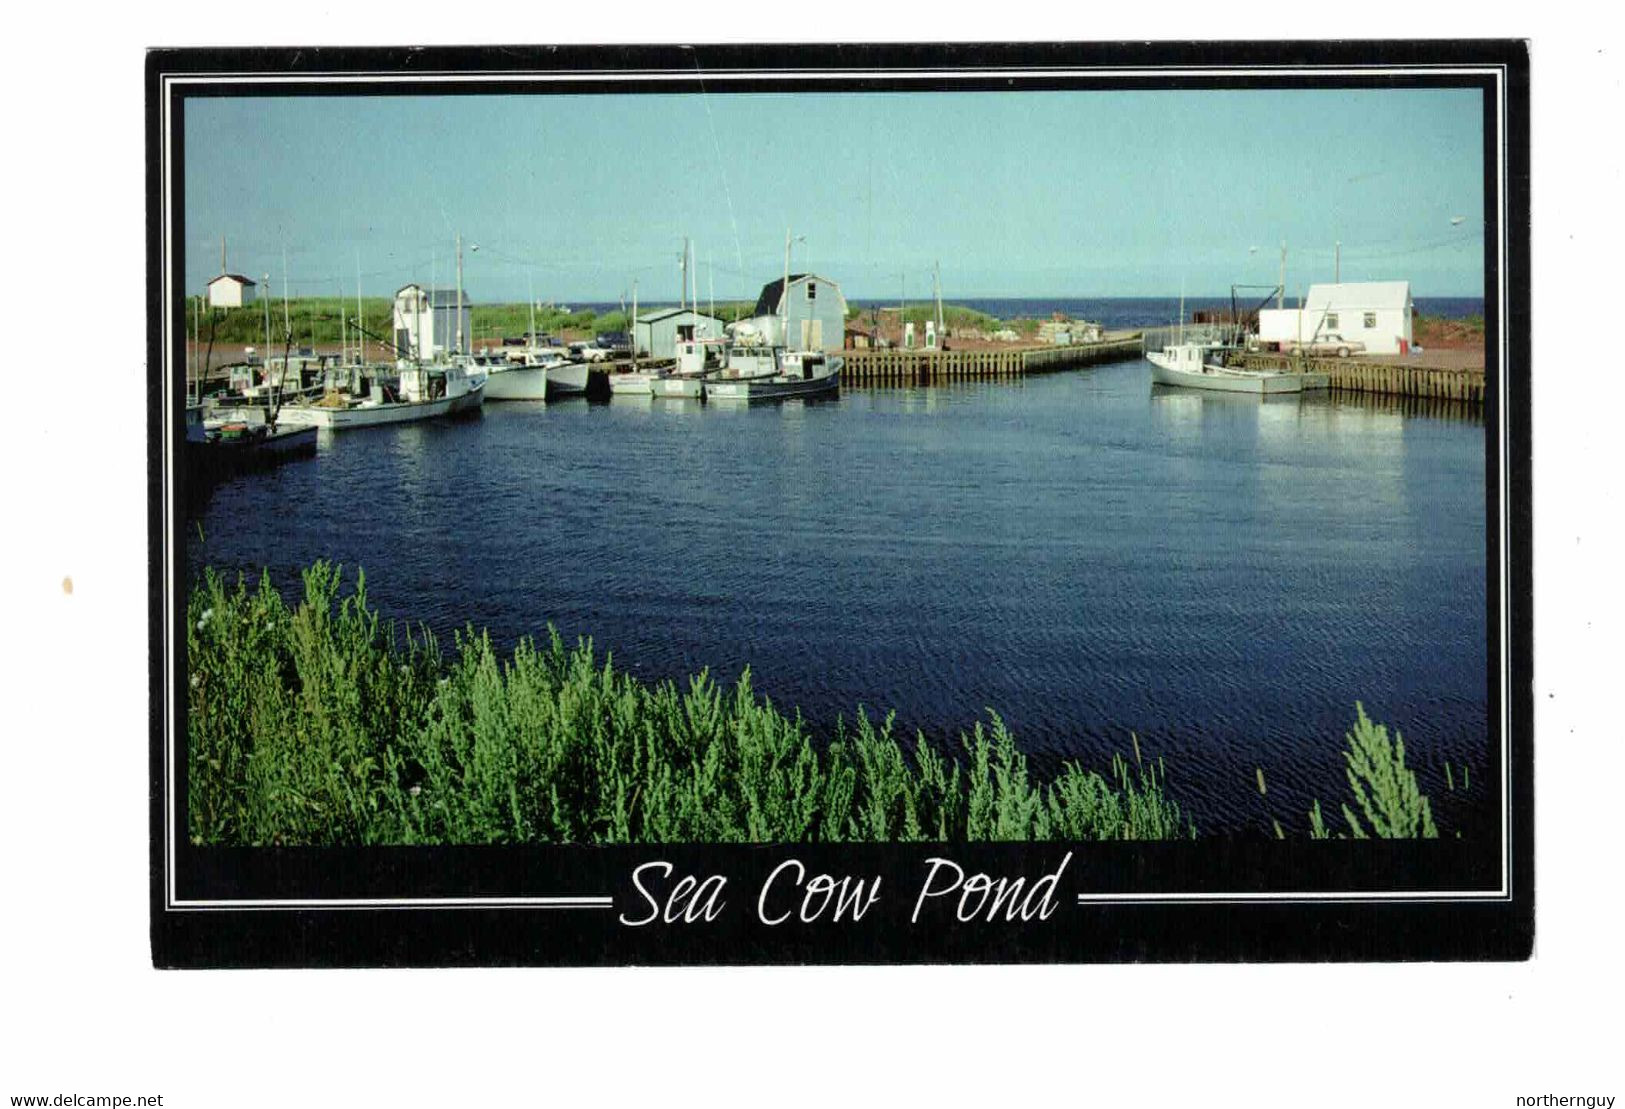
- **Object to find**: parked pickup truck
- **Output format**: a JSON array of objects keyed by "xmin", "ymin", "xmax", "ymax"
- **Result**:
[{"xmin": 1280, "ymin": 333, "xmax": 1366, "ymax": 357}]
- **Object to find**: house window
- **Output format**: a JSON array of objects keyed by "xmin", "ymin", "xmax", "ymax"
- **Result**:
[
  {"xmin": 1325, "ymin": 313, "xmax": 1339, "ymax": 330},
  {"xmin": 1363, "ymin": 312, "xmax": 1377, "ymax": 329},
  {"xmin": 806, "ymin": 282, "xmax": 816, "ymax": 300}
]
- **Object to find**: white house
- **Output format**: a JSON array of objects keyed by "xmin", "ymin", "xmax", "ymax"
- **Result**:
[
  {"xmin": 633, "ymin": 308, "xmax": 724, "ymax": 360},
  {"xmin": 1257, "ymin": 281, "xmax": 1414, "ymax": 354},
  {"xmin": 207, "ymin": 273, "xmax": 257, "ymax": 309},
  {"xmin": 392, "ymin": 284, "xmax": 473, "ymax": 360},
  {"xmin": 729, "ymin": 274, "xmax": 847, "ymax": 352}
]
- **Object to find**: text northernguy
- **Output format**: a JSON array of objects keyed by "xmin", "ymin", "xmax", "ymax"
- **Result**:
[{"xmin": 617, "ymin": 852, "xmax": 1074, "ymax": 927}]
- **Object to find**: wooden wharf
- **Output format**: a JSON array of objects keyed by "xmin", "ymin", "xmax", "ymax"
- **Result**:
[{"xmin": 1231, "ymin": 352, "xmax": 1486, "ymax": 404}]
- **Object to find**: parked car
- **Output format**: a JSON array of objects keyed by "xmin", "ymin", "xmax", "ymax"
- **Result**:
[{"xmin": 1282, "ymin": 333, "xmax": 1366, "ymax": 357}]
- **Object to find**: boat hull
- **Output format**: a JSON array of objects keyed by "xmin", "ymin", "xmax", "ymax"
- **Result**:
[
  {"xmin": 278, "ymin": 382, "xmax": 485, "ymax": 428},
  {"xmin": 651, "ymin": 376, "xmax": 706, "ymax": 400},
  {"xmin": 186, "ymin": 424, "xmax": 317, "ymax": 479},
  {"xmin": 546, "ymin": 362, "xmax": 591, "ymax": 398},
  {"xmin": 483, "ymin": 365, "xmax": 549, "ymax": 400},
  {"xmin": 1148, "ymin": 356, "xmax": 1321, "ymax": 394},
  {"xmin": 706, "ymin": 367, "xmax": 840, "ymax": 402},
  {"xmin": 608, "ymin": 371, "xmax": 661, "ymax": 396}
]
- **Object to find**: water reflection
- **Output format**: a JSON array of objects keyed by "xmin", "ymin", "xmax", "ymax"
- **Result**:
[{"xmin": 184, "ymin": 359, "xmax": 1487, "ymax": 833}]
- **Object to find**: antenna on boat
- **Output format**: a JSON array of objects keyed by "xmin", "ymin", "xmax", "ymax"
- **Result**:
[
  {"xmin": 356, "ymin": 252, "xmax": 364, "ymax": 367},
  {"xmin": 631, "ymin": 278, "xmax": 638, "ymax": 372}
]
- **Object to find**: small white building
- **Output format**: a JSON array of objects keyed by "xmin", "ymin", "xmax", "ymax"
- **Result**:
[
  {"xmin": 633, "ymin": 308, "xmax": 725, "ymax": 360},
  {"xmin": 392, "ymin": 284, "xmax": 473, "ymax": 360},
  {"xmin": 207, "ymin": 274, "xmax": 258, "ymax": 309},
  {"xmin": 729, "ymin": 274, "xmax": 847, "ymax": 352},
  {"xmin": 1257, "ymin": 281, "xmax": 1414, "ymax": 354}
]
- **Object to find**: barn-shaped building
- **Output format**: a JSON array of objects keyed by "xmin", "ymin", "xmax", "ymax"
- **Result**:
[
  {"xmin": 392, "ymin": 285, "xmax": 473, "ymax": 360},
  {"xmin": 207, "ymin": 273, "xmax": 258, "ymax": 309},
  {"xmin": 728, "ymin": 274, "xmax": 847, "ymax": 352}
]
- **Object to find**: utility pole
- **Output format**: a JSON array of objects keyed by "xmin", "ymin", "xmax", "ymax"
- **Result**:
[
  {"xmin": 456, "ymin": 233, "xmax": 465, "ymax": 355},
  {"xmin": 1335, "ymin": 240, "xmax": 1342, "ymax": 283},
  {"xmin": 782, "ymin": 227, "xmax": 792, "ymax": 348},
  {"xmin": 1278, "ymin": 241, "xmax": 1286, "ymax": 309}
]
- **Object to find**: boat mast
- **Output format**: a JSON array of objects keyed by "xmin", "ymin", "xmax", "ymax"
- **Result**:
[
  {"xmin": 456, "ymin": 233, "xmax": 465, "ymax": 357},
  {"xmin": 782, "ymin": 227, "xmax": 791, "ymax": 351},
  {"xmin": 528, "ymin": 270, "xmax": 537, "ymax": 351},
  {"xmin": 355, "ymin": 254, "xmax": 364, "ymax": 367},
  {"xmin": 630, "ymin": 279, "xmax": 638, "ymax": 372},
  {"xmin": 261, "ymin": 272, "xmax": 272, "ymax": 376}
]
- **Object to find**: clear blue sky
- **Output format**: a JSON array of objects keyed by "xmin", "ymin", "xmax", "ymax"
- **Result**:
[{"xmin": 184, "ymin": 86, "xmax": 1486, "ymax": 303}]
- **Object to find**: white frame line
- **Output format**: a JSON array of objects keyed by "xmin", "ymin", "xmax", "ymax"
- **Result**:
[{"xmin": 158, "ymin": 60, "xmax": 1515, "ymax": 912}]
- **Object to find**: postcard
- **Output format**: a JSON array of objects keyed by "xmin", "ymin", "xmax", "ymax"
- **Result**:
[{"xmin": 147, "ymin": 41, "xmax": 1531, "ymax": 966}]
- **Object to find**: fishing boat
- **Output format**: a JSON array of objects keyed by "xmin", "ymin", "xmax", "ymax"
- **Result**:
[
  {"xmin": 185, "ymin": 403, "xmax": 317, "ymax": 477},
  {"xmin": 705, "ymin": 347, "xmax": 841, "ymax": 402},
  {"xmin": 650, "ymin": 337, "xmax": 728, "ymax": 399},
  {"xmin": 607, "ymin": 366, "xmax": 665, "ymax": 396},
  {"xmin": 276, "ymin": 360, "xmax": 485, "ymax": 429},
  {"xmin": 1147, "ymin": 342, "xmax": 1327, "ymax": 394},
  {"xmin": 544, "ymin": 356, "xmax": 591, "ymax": 399}
]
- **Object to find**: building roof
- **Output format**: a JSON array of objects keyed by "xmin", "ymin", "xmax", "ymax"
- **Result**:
[
  {"xmin": 395, "ymin": 284, "xmax": 473, "ymax": 307},
  {"xmin": 1303, "ymin": 281, "xmax": 1411, "ymax": 311},
  {"xmin": 636, "ymin": 307, "xmax": 721, "ymax": 325},
  {"xmin": 751, "ymin": 273, "xmax": 840, "ymax": 317},
  {"xmin": 209, "ymin": 273, "xmax": 257, "ymax": 287}
]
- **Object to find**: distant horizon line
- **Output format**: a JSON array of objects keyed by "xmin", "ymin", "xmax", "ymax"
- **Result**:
[{"xmin": 231, "ymin": 290, "xmax": 1487, "ymax": 304}]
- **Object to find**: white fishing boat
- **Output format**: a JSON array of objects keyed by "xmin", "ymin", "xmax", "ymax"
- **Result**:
[
  {"xmin": 705, "ymin": 347, "xmax": 842, "ymax": 402},
  {"xmin": 477, "ymin": 349, "xmax": 551, "ymax": 401},
  {"xmin": 276, "ymin": 361, "xmax": 485, "ymax": 429},
  {"xmin": 607, "ymin": 367, "xmax": 664, "ymax": 396},
  {"xmin": 545, "ymin": 357, "xmax": 591, "ymax": 398},
  {"xmin": 650, "ymin": 337, "xmax": 728, "ymax": 399},
  {"xmin": 1147, "ymin": 342, "xmax": 1327, "ymax": 394}
]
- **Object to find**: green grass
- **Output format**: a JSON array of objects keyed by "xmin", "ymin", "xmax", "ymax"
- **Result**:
[
  {"xmin": 186, "ymin": 563, "xmax": 1451, "ymax": 846},
  {"xmin": 189, "ymin": 297, "xmax": 765, "ymax": 352}
]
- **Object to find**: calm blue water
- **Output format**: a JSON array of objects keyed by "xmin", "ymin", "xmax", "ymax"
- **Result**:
[{"xmin": 186, "ymin": 357, "xmax": 1488, "ymax": 835}]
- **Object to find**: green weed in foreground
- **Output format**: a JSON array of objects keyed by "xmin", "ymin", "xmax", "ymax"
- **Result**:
[{"xmin": 186, "ymin": 563, "xmax": 1447, "ymax": 846}]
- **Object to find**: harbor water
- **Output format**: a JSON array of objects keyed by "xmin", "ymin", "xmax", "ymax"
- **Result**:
[{"xmin": 185, "ymin": 352, "xmax": 1489, "ymax": 837}]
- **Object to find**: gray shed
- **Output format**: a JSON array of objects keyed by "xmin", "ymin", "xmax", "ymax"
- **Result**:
[{"xmin": 634, "ymin": 308, "xmax": 725, "ymax": 360}]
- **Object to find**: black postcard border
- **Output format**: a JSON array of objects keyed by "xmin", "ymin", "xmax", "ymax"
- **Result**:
[{"xmin": 148, "ymin": 41, "xmax": 1533, "ymax": 967}]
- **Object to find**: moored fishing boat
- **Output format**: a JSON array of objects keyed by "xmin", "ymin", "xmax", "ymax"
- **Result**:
[
  {"xmin": 705, "ymin": 347, "xmax": 841, "ymax": 402},
  {"xmin": 276, "ymin": 360, "xmax": 485, "ymax": 429},
  {"xmin": 650, "ymin": 337, "xmax": 727, "ymax": 399},
  {"xmin": 185, "ymin": 403, "xmax": 317, "ymax": 477},
  {"xmin": 1147, "ymin": 342, "xmax": 1327, "ymax": 394}
]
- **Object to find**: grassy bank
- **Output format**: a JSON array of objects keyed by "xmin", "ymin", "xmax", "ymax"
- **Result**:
[
  {"xmin": 186, "ymin": 564, "xmax": 1446, "ymax": 846},
  {"xmin": 188, "ymin": 298, "xmax": 763, "ymax": 352}
]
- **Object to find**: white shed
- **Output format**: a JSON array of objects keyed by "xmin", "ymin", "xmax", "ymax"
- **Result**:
[
  {"xmin": 392, "ymin": 284, "xmax": 473, "ymax": 360},
  {"xmin": 207, "ymin": 274, "xmax": 258, "ymax": 309},
  {"xmin": 634, "ymin": 308, "xmax": 725, "ymax": 360},
  {"xmin": 1257, "ymin": 281, "xmax": 1414, "ymax": 354},
  {"xmin": 730, "ymin": 274, "xmax": 847, "ymax": 352}
]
